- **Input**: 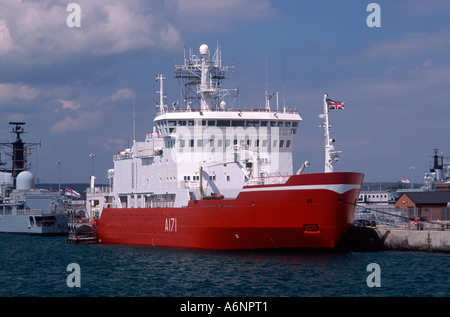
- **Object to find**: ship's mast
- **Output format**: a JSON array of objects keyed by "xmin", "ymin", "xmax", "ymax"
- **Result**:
[
  {"xmin": 174, "ymin": 42, "xmax": 236, "ymax": 111},
  {"xmin": 156, "ymin": 74, "xmax": 167, "ymax": 113},
  {"xmin": 321, "ymin": 94, "xmax": 340, "ymax": 173},
  {"xmin": 0, "ymin": 121, "xmax": 41, "ymax": 188},
  {"xmin": 431, "ymin": 149, "xmax": 443, "ymax": 171},
  {"xmin": 199, "ymin": 44, "xmax": 212, "ymax": 111},
  {"xmin": 265, "ymin": 54, "xmax": 270, "ymax": 111}
]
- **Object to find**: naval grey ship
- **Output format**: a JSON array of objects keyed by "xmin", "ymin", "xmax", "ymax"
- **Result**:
[
  {"xmin": 0, "ymin": 122, "xmax": 69, "ymax": 235},
  {"xmin": 423, "ymin": 149, "xmax": 450, "ymax": 191}
]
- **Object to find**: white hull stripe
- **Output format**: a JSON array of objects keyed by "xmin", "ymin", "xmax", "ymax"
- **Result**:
[{"xmin": 241, "ymin": 184, "xmax": 361, "ymax": 194}]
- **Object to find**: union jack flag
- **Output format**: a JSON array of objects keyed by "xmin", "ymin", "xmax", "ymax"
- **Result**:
[
  {"xmin": 65, "ymin": 188, "xmax": 81, "ymax": 198},
  {"xmin": 326, "ymin": 98, "xmax": 345, "ymax": 110}
]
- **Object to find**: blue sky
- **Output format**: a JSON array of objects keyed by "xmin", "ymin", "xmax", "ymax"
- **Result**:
[{"xmin": 1, "ymin": 0, "xmax": 449, "ymax": 185}]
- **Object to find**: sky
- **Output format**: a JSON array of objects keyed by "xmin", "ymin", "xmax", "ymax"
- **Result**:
[{"xmin": 1, "ymin": 0, "xmax": 449, "ymax": 185}]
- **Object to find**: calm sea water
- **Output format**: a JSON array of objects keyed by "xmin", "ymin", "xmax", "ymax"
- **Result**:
[{"xmin": 0, "ymin": 235, "xmax": 449, "ymax": 299}]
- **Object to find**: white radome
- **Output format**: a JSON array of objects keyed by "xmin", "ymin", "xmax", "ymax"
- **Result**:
[{"xmin": 199, "ymin": 44, "xmax": 209, "ymax": 55}]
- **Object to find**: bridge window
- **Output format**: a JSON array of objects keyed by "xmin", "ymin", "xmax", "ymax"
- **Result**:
[
  {"xmin": 195, "ymin": 120, "xmax": 207, "ymax": 126},
  {"xmin": 217, "ymin": 120, "xmax": 230, "ymax": 127},
  {"xmin": 246, "ymin": 120, "xmax": 259, "ymax": 127},
  {"xmin": 231, "ymin": 120, "xmax": 245, "ymax": 127}
]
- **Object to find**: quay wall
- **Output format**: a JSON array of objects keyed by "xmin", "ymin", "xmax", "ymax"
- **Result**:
[
  {"xmin": 376, "ymin": 227, "xmax": 450, "ymax": 252},
  {"xmin": 336, "ymin": 226, "xmax": 450, "ymax": 252}
]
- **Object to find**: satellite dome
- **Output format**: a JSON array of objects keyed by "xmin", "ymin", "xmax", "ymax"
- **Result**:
[
  {"xmin": 199, "ymin": 44, "xmax": 209, "ymax": 55},
  {"xmin": 16, "ymin": 171, "xmax": 34, "ymax": 191}
]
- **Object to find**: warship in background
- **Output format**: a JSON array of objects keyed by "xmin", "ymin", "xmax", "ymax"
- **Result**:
[
  {"xmin": 423, "ymin": 149, "xmax": 450, "ymax": 191},
  {"xmin": 353, "ymin": 148, "xmax": 450, "ymax": 228},
  {"xmin": 0, "ymin": 122, "xmax": 69, "ymax": 235}
]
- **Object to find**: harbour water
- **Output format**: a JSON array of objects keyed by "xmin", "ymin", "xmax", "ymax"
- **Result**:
[{"xmin": 1, "ymin": 235, "xmax": 449, "ymax": 300}]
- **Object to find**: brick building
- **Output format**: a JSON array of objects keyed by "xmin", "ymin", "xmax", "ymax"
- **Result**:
[{"xmin": 395, "ymin": 192, "xmax": 450, "ymax": 221}]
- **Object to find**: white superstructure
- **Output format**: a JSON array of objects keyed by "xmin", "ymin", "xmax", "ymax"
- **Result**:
[{"xmin": 87, "ymin": 44, "xmax": 304, "ymax": 217}]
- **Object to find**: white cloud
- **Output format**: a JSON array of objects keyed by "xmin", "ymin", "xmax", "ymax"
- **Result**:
[
  {"xmin": 51, "ymin": 111, "xmax": 102, "ymax": 133},
  {"xmin": 58, "ymin": 99, "xmax": 81, "ymax": 111},
  {"xmin": 0, "ymin": 0, "xmax": 182, "ymax": 61},
  {"xmin": 0, "ymin": 83, "xmax": 40, "ymax": 105},
  {"xmin": 0, "ymin": 19, "xmax": 14, "ymax": 55},
  {"xmin": 104, "ymin": 138, "xmax": 126, "ymax": 150},
  {"xmin": 0, "ymin": 0, "xmax": 275, "ymax": 62},
  {"xmin": 111, "ymin": 89, "xmax": 136, "ymax": 102},
  {"xmin": 342, "ymin": 28, "xmax": 450, "ymax": 64},
  {"xmin": 87, "ymin": 1, "xmax": 181, "ymax": 54}
]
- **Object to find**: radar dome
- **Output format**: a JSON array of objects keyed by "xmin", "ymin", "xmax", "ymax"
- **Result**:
[
  {"xmin": 16, "ymin": 171, "xmax": 34, "ymax": 191},
  {"xmin": 199, "ymin": 44, "xmax": 209, "ymax": 55}
]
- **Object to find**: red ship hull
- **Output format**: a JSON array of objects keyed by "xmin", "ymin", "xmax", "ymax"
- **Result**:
[{"xmin": 95, "ymin": 172, "xmax": 363, "ymax": 249}]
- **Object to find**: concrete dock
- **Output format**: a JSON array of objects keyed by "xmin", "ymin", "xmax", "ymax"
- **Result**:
[
  {"xmin": 336, "ymin": 225, "xmax": 450, "ymax": 252},
  {"xmin": 376, "ymin": 227, "xmax": 450, "ymax": 252}
]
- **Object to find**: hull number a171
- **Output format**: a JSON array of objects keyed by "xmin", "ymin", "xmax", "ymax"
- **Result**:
[{"xmin": 165, "ymin": 217, "xmax": 177, "ymax": 232}]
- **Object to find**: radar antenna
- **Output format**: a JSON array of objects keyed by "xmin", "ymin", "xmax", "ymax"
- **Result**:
[{"xmin": 0, "ymin": 122, "xmax": 41, "ymax": 188}]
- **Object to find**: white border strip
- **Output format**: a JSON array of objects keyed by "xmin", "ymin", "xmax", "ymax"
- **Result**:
[{"xmin": 241, "ymin": 184, "xmax": 361, "ymax": 194}]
